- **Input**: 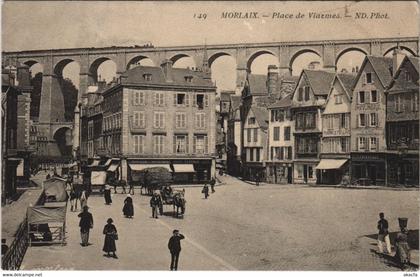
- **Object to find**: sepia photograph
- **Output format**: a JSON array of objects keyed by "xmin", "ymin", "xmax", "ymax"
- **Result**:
[{"xmin": 0, "ymin": 0, "xmax": 419, "ymax": 274}]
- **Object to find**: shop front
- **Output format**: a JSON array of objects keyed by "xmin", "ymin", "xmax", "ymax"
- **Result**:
[
  {"xmin": 243, "ymin": 162, "xmax": 266, "ymax": 182},
  {"xmin": 293, "ymin": 160, "xmax": 318, "ymax": 184},
  {"xmin": 266, "ymin": 162, "xmax": 293, "ymax": 184},
  {"xmin": 316, "ymin": 159, "xmax": 349, "ymax": 185},
  {"xmin": 351, "ymin": 153, "xmax": 387, "ymax": 186},
  {"xmin": 387, "ymin": 153, "xmax": 419, "ymax": 187}
]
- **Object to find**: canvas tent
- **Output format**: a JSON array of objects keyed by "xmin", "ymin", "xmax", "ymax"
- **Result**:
[{"xmin": 27, "ymin": 177, "xmax": 68, "ymax": 246}]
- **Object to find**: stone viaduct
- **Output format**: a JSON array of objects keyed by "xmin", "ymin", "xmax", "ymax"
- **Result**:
[{"xmin": 2, "ymin": 36, "xmax": 418, "ymax": 157}]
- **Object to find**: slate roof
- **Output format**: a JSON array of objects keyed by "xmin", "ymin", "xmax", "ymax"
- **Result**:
[
  {"xmin": 387, "ymin": 55, "xmax": 419, "ymax": 93},
  {"xmin": 366, "ymin": 56, "xmax": 393, "ymax": 88},
  {"xmin": 408, "ymin": 56, "xmax": 419, "ymax": 73},
  {"xmin": 120, "ymin": 65, "xmax": 214, "ymax": 88},
  {"xmin": 303, "ymin": 70, "xmax": 336, "ymax": 96},
  {"xmin": 268, "ymin": 93, "xmax": 293, "ymax": 109},
  {"xmin": 336, "ymin": 73, "xmax": 357, "ymax": 94},
  {"xmin": 250, "ymin": 105, "xmax": 269, "ymax": 129}
]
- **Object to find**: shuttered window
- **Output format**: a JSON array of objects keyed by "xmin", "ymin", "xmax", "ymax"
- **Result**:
[{"xmin": 133, "ymin": 135, "xmax": 145, "ymax": 154}]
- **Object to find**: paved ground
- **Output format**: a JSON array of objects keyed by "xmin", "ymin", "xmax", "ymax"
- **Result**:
[{"xmin": 20, "ymin": 175, "xmax": 419, "ymax": 271}]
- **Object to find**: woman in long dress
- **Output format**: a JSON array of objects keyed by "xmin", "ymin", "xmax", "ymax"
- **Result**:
[
  {"xmin": 395, "ymin": 223, "xmax": 411, "ymax": 270},
  {"xmin": 80, "ymin": 190, "xmax": 88, "ymax": 209},
  {"xmin": 104, "ymin": 184, "xmax": 112, "ymax": 205},
  {"xmin": 122, "ymin": 195, "xmax": 134, "ymax": 218},
  {"xmin": 103, "ymin": 218, "xmax": 118, "ymax": 258}
]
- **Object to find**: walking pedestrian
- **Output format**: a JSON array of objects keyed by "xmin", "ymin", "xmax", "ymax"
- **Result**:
[
  {"xmin": 395, "ymin": 217, "xmax": 411, "ymax": 270},
  {"xmin": 80, "ymin": 190, "xmax": 88, "ymax": 209},
  {"xmin": 78, "ymin": 206, "xmax": 93, "ymax": 246},
  {"xmin": 69, "ymin": 187, "xmax": 77, "ymax": 211},
  {"xmin": 104, "ymin": 184, "xmax": 112, "ymax": 205},
  {"xmin": 202, "ymin": 184, "xmax": 209, "ymax": 199},
  {"xmin": 123, "ymin": 195, "xmax": 134, "ymax": 218},
  {"xmin": 120, "ymin": 179, "xmax": 127, "ymax": 194},
  {"xmin": 103, "ymin": 218, "xmax": 118, "ymax": 259},
  {"xmin": 210, "ymin": 177, "xmax": 216, "ymax": 193},
  {"xmin": 128, "ymin": 181, "xmax": 135, "ymax": 195},
  {"xmin": 168, "ymin": 229, "xmax": 184, "ymax": 271},
  {"xmin": 150, "ymin": 192, "xmax": 162, "ymax": 219},
  {"xmin": 377, "ymin": 212, "xmax": 391, "ymax": 254}
]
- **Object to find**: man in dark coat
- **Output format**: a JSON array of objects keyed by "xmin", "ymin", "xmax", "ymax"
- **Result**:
[
  {"xmin": 150, "ymin": 192, "xmax": 162, "ymax": 219},
  {"xmin": 168, "ymin": 229, "xmax": 185, "ymax": 271},
  {"xmin": 78, "ymin": 206, "xmax": 93, "ymax": 246},
  {"xmin": 210, "ymin": 178, "xmax": 216, "ymax": 193},
  {"xmin": 202, "ymin": 184, "xmax": 209, "ymax": 199}
]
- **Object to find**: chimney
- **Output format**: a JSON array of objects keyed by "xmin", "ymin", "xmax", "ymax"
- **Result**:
[
  {"xmin": 392, "ymin": 48, "xmax": 405, "ymax": 76},
  {"xmin": 17, "ymin": 64, "xmax": 31, "ymax": 87},
  {"xmin": 161, "ymin": 59, "xmax": 173, "ymax": 82},
  {"xmin": 267, "ymin": 65, "xmax": 279, "ymax": 95}
]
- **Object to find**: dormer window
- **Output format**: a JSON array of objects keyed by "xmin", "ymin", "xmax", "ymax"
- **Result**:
[
  {"xmin": 366, "ymin": 72, "xmax": 372, "ymax": 84},
  {"xmin": 405, "ymin": 71, "xmax": 411, "ymax": 81},
  {"xmin": 143, "ymin": 73, "xmax": 152, "ymax": 81},
  {"xmin": 248, "ymin": 117, "xmax": 256, "ymax": 125},
  {"xmin": 184, "ymin": 75, "xmax": 193, "ymax": 82}
]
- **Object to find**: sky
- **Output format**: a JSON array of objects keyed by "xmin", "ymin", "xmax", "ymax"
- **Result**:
[{"xmin": 2, "ymin": 1, "xmax": 418, "ymax": 91}]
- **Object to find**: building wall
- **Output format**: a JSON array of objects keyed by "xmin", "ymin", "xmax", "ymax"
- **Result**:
[
  {"xmin": 268, "ymin": 107, "xmax": 294, "ymax": 160},
  {"xmin": 243, "ymin": 110, "xmax": 267, "ymax": 162},
  {"xmin": 16, "ymin": 92, "xmax": 31, "ymax": 150},
  {"xmin": 351, "ymin": 61, "xmax": 387, "ymax": 153}
]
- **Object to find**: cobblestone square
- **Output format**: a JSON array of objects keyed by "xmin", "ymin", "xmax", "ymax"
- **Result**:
[{"xmin": 21, "ymin": 175, "xmax": 418, "ymax": 271}]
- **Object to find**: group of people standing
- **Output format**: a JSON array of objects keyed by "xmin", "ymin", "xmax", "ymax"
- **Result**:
[{"xmin": 376, "ymin": 212, "xmax": 412, "ymax": 270}]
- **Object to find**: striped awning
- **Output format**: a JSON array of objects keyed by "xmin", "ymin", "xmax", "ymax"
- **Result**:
[{"xmin": 315, "ymin": 159, "xmax": 348, "ymax": 170}]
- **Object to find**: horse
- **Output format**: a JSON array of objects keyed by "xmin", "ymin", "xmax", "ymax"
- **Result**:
[{"xmin": 172, "ymin": 190, "xmax": 186, "ymax": 218}]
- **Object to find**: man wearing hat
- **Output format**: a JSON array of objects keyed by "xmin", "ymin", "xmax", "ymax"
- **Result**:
[
  {"xmin": 377, "ymin": 212, "xmax": 391, "ymax": 254},
  {"xmin": 168, "ymin": 229, "xmax": 184, "ymax": 270},
  {"xmin": 150, "ymin": 192, "xmax": 162, "ymax": 219},
  {"xmin": 78, "ymin": 206, "xmax": 93, "ymax": 246}
]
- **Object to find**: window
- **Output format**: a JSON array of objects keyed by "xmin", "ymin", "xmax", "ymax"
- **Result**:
[
  {"xmin": 196, "ymin": 94, "xmax": 204, "ymax": 109},
  {"xmin": 297, "ymin": 165, "xmax": 303, "ymax": 178},
  {"xmin": 304, "ymin": 86, "xmax": 310, "ymax": 101},
  {"xmin": 155, "ymin": 92, "xmax": 165, "ymax": 106},
  {"xmin": 359, "ymin": 91, "xmax": 365, "ymax": 104},
  {"xmin": 359, "ymin": 114, "xmax": 366, "ymax": 127},
  {"xmin": 273, "ymin": 127, "xmax": 280, "ymax": 141},
  {"xmin": 370, "ymin": 137, "xmax": 378, "ymax": 151},
  {"xmin": 176, "ymin": 93, "xmax": 187, "ymax": 105},
  {"xmin": 134, "ymin": 91, "xmax": 145, "ymax": 105},
  {"xmin": 175, "ymin": 113, "xmax": 186, "ymax": 128},
  {"xmin": 287, "ymin": 147, "xmax": 292, "ymax": 160},
  {"xmin": 133, "ymin": 111, "xmax": 145, "ymax": 128},
  {"xmin": 405, "ymin": 71, "xmax": 411, "ymax": 82},
  {"xmin": 143, "ymin": 73, "xmax": 152, "ymax": 81},
  {"xmin": 358, "ymin": 137, "xmax": 367, "ymax": 151},
  {"xmin": 195, "ymin": 113, "xmax": 206, "ymax": 128},
  {"xmin": 247, "ymin": 129, "xmax": 251, "ymax": 143},
  {"xmin": 153, "ymin": 135, "xmax": 165, "ymax": 154},
  {"xmin": 271, "ymin": 110, "xmax": 276, "ymax": 122},
  {"xmin": 154, "ymin": 112, "xmax": 165, "ymax": 128},
  {"xmin": 184, "ymin": 75, "xmax": 193, "ymax": 82},
  {"xmin": 371, "ymin": 90, "xmax": 378, "ymax": 103},
  {"xmin": 335, "ymin": 94, "xmax": 343, "ymax": 104},
  {"xmin": 366, "ymin": 73, "xmax": 372, "ymax": 84},
  {"xmin": 133, "ymin": 135, "xmax": 145, "ymax": 154},
  {"xmin": 249, "ymin": 148, "xmax": 254, "ymax": 161},
  {"xmin": 253, "ymin": 128, "xmax": 258, "ymax": 142},
  {"xmin": 340, "ymin": 113, "xmax": 347, "ymax": 129},
  {"xmin": 194, "ymin": 135, "xmax": 207, "ymax": 154},
  {"xmin": 412, "ymin": 93, "xmax": 419, "ymax": 112},
  {"xmin": 255, "ymin": 148, "xmax": 260, "ymax": 161},
  {"xmin": 395, "ymin": 95, "xmax": 404, "ymax": 112},
  {"xmin": 370, "ymin": 113, "xmax": 377, "ymax": 127},
  {"xmin": 284, "ymin": 127, "xmax": 291, "ymax": 141},
  {"xmin": 298, "ymin": 87, "xmax": 303, "ymax": 101},
  {"xmin": 174, "ymin": 135, "xmax": 188, "ymax": 154},
  {"xmin": 308, "ymin": 166, "xmax": 313, "ymax": 179},
  {"xmin": 341, "ymin": 137, "xmax": 349, "ymax": 152},
  {"xmin": 248, "ymin": 117, "xmax": 256, "ymax": 125}
]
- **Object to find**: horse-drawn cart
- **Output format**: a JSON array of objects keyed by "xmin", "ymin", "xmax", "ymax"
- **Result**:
[{"xmin": 159, "ymin": 186, "xmax": 186, "ymax": 217}]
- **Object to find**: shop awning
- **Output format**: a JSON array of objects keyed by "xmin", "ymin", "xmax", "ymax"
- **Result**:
[
  {"xmin": 173, "ymin": 164, "xmax": 195, "ymax": 173},
  {"xmin": 315, "ymin": 159, "xmax": 348, "ymax": 170},
  {"xmin": 107, "ymin": 164, "xmax": 119, "ymax": 172},
  {"xmin": 88, "ymin": 160, "xmax": 100, "ymax": 167},
  {"xmin": 91, "ymin": 171, "xmax": 107, "ymax": 185},
  {"xmin": 129, "ymin": 164, "xmax": 172, "ymax": 172},
  {"xmin": 103, "ymin": 159, "xmax": 112, "ymax": 167}
]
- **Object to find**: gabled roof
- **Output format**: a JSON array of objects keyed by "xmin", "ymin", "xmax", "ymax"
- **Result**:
[
  {"xmin": 408, "ymin": 56, "xmax": 419, "ymax": 73},
  {"xmin": 249, "ymin": 105, "xmax": 269, "ymax": 129},
  {"xmin": 366, "ymin": 56, "xmax": 393, "ymax": 87},
  {"xmin": 387, "ymin": 55, "xmax": 419, "ymax": 93},
  {"xmin": 268, "ymin": 93, "xmax": 293, "ymax": 109},
  {"xmin": 336, "ymin": 73, "xmax": 357, "ymax": 99},
  {"xmin": 302, "ymin": 70, "xmax": 336, "ymax": 96},
  {"xmin": 120, "ymin": 65, "xmax": 214, "ymax": 88}
]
